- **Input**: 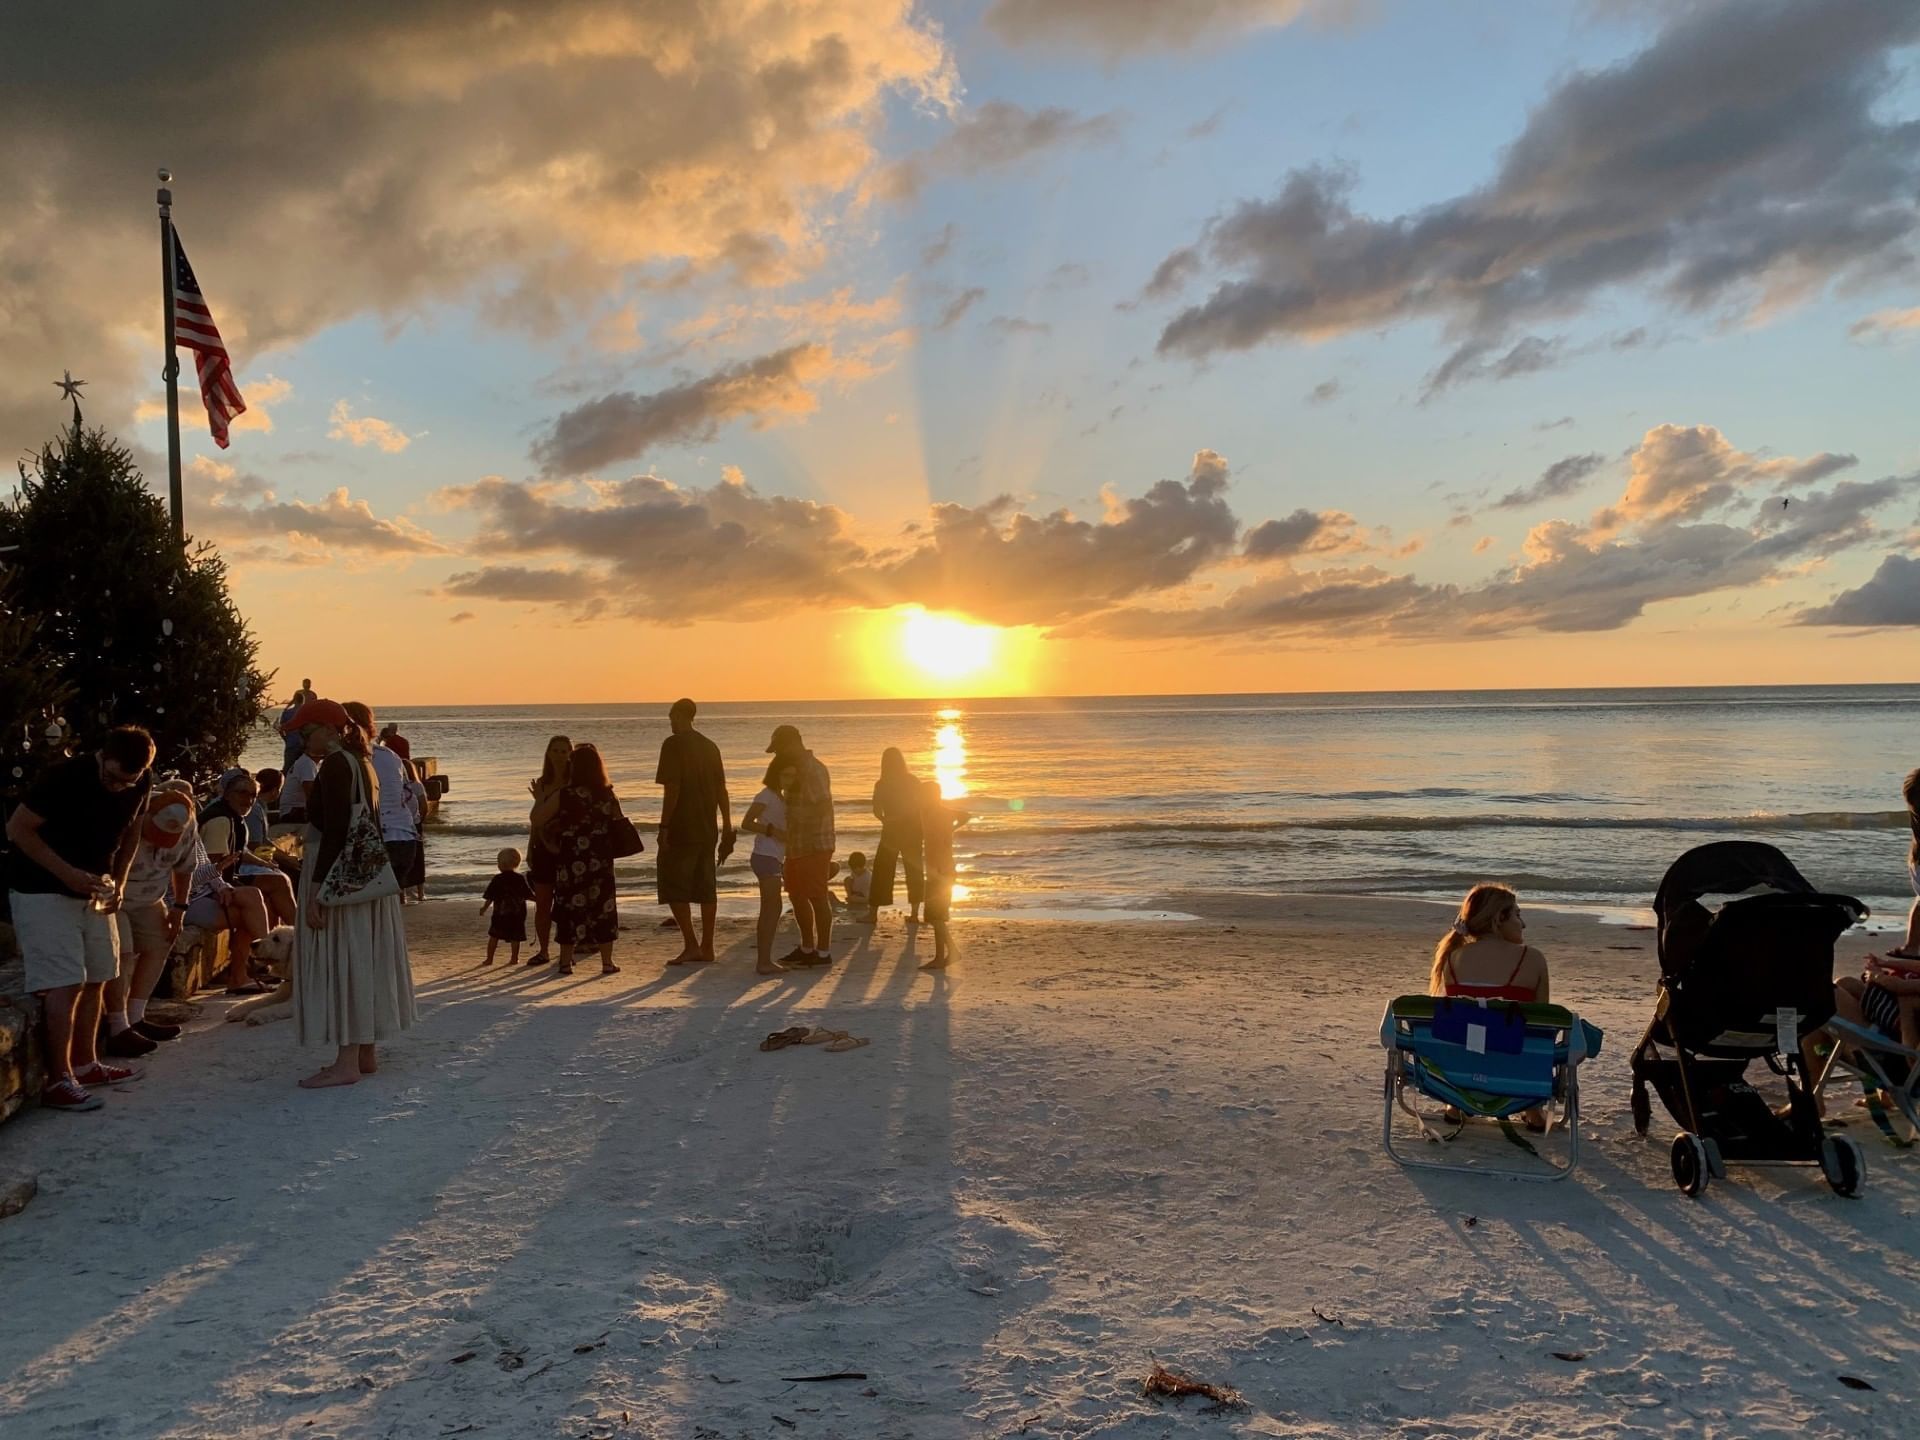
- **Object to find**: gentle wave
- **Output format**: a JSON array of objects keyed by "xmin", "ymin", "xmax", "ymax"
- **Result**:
[
  {"xmin": 1004, "ymin": 811, "xmax": 1907, "ymax": 837},
  {"xmin": 421, "ymin": 809, "xmax": 1908, "ymax": 841}
]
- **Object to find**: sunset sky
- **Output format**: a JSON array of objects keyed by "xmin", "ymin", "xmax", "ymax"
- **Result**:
[{"xmin": 4, "ymin": 0, "xmax": 1917, "ymax": 703}]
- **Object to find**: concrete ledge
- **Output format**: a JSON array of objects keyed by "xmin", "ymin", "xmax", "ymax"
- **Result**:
[
  {"xmin": 162, "ymin": 926, "xmax": 231, "ymax": 1000},
  {"xmin": 0, "ymin": 922, "xmax": 45, "ymax": 1127}
]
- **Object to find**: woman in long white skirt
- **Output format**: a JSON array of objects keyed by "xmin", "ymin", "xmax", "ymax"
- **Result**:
[{"xmin": 287, "ymin": 701, "xmax": 415, "ymax": 1089}]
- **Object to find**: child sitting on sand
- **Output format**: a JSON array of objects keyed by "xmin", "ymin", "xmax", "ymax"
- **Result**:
[
  {"xmin": 918, "ymin": 781, "xmax": 970, "ymax": 972},
  {"xmin": 481, "ymin": 848, "xmax": 536, "ymax": 967},
  {"xmin": 842, "ymin": 851, "xmax": 871, "ymax": 913}
]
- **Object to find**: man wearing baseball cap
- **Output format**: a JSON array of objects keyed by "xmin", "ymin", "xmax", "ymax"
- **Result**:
[{"xmin": 766, "ymin": 724, "xmax": 835, "ymax": 966}]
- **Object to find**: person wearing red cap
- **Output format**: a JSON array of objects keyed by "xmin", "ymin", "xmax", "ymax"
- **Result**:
[{"xmin": 280, "ymin": 699, "xmax": 351, "ymax": 825}]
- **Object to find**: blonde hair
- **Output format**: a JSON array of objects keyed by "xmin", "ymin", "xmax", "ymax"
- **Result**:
[
  {"xmin": 1431, "ymin": 883, "xmax": 1519, "ymax": 995},
  {"xmin": 497, "ymin": 847, "xmax": 522, "ymax": 870}
]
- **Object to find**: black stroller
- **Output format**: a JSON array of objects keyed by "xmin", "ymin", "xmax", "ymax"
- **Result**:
[{"xmin": 1629, "ymin": 841, "xmax": 1870, "ymax": 1197}]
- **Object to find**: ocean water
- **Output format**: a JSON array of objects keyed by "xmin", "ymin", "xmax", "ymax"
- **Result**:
[{"xmin": 242, "ymin": 687, "xmax": 1920, "ymax": 923}]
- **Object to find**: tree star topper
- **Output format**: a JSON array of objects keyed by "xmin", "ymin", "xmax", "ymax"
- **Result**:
[{"xmin": 54, "ymin": 371, "xmax": 87, "ymax": 404}]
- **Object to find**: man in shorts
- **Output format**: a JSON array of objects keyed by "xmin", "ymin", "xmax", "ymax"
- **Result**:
[
  {"xmin": 4, "ymin": 726, "xmax": 155, "ymax": 1112},
  {"xmin": 767, "ymin": 724, "xmax": 835, "ymax": 967},
  {"xmin": 655, "ymin": 698, "xmax": 733, "ymax": 965}
]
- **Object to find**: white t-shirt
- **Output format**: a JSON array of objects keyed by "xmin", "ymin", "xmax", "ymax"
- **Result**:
[
  {"xmin": 286, "ymin": 753, "xmax": 320, "ymax": 812},
  {"xmin": 752, "ymin": 787, "xmax": 786, "ymax": 859},
  {"xmin": 844, "ymin": 868, "xmax": 871, "ymax": 905},
  {"xmin": 369, "ymin": 745, "xmax": 418, "ymax": 843}
]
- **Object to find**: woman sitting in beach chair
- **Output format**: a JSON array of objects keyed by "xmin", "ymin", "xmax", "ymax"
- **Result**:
[
  {"xmin": 1431, "ymin": 883, "xmax": 1549, "ymax": 1005},
  {"xmin": 1429, "ymin": 884, "xmax": 1552, "ymax": 1132},
  {"xmin": 1382, "ymin": 887, "xmax": 1598, "ymax": 1179}
]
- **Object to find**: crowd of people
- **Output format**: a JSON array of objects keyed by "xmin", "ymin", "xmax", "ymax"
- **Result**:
[
  {"xmin": 514, "ymin": 700, "xmax": 971, "ymax": 980},
  {"xmin": 27, "ymin": 686, "xmax": 1905, "ymax": 1125},
  {"xmin": 5, "ymin": 691, "xmax": 423, "ymax": 1109}
]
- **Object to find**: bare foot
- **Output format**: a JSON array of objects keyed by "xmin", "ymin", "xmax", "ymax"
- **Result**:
[
  {"xmin": 599, "ymin": 963, "xmax": 621, "ymax": 976},
  {"xmin": 920, "ymin": 958, "xmax": 951, "ymax": 971},
  {"xmin": 693, "ymin": 951, "xmax": 717, "ymax": 964},
  {"xmin": 666, "ymin": 951, "xmax": 698, "ymax": 966},
  {"xmin": 482, "ymin": 958, "xmax": 494, "ymax": 966},
  {"xmin": 755, "ymin": 962, "xmax": 788, "ymax": 976},
  {"xmin": 298, "ymin": 1066, "xmax": 359, "ymax": 1089}
]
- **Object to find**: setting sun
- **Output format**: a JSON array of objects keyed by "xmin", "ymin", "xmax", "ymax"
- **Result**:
[{"xmin": 898, "ymin": 608, "xmax": 999, "ymax": 684}]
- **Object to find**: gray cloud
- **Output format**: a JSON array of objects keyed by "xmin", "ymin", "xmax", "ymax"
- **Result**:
[
  {"xmin": 1305, "ymin": 378, "xmax": 1342, "ymax": 405},
  {"xmin": 438, "ymin": 449, "xmax": 1241, "ymax": 628},
  {"xmin": 1242, "ymin": 508, "xmax": 1361, "ymax": 560},
  {"xmin": 1152, "ymin": 3, "xmax": 1920, "ymax": 375},
  {"xmin": 987, "ymin": 0, "xmax": 1339, "ymax": 58},
  {"xmin": 873, "ymin": 101, "xmax": 1121, "ymax": 202},
  {"xmin": 0, "ymin": 1, "xmax": 955, "ymax": 443},
  {"xmin": 988, "ymin": 315, "xmax": 1051, "ymax": 338},
  {"xmin": 1492, "ymin": 453, "xmax": 1607, "ymax": 511},
  {"xmin": 531, "ymin": 344, "xmax": 865, "ymax": 476},
  {"xmin": 1796, "ymin": 552, "xmax": 1920, "ymax": 626},
  {"xmin": 186, "ymin": 456, "xmax": 444, "ymax": 556},
  {"xmin": 1091, "ymin": 424, "xmax": 1907, "ymax": 639},
  {"xmin": 1423, "ymin": 335, "xmax": 1569, "ymax": 400},
  {"xmin": 934, "ymin": 288, "xmax": 987, "ymax": 330},
  {"xmin": 920, "ymin": 224, "xmax": 959, "ymax": 267}
]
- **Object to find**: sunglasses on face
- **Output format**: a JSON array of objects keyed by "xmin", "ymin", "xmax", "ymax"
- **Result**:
[{"xmin": 100, "ymin": 760, "xmax": 148, "ymax": 791}]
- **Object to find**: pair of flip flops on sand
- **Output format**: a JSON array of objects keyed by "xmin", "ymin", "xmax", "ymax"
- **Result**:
[{"xmin": 759, "ymin": 1025, "xmax": 870, "ymax": 1053}]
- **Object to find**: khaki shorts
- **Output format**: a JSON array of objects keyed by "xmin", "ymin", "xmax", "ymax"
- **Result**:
[
  {"xmin": 116, "ymin": 898, "xmax": 174, "ymax": 959},
  {"xmin": 9, "ymin": 890, "xmax": 121, "ymax": 991}
]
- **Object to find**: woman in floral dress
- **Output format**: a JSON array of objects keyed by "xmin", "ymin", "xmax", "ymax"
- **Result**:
[{"xmin": 529, "ymin": 742, "xmax": 631, "ymax": 976}]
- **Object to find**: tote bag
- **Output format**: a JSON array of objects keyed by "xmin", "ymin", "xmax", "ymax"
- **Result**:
[{"xmin": 319, "ymin": 755, "xmax": 402, "ymax": 906}]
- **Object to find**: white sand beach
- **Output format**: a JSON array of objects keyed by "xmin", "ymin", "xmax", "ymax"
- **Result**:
[{"xmin": 2, "ymin": 899, "xmax": 1916, "ymax": 1439}]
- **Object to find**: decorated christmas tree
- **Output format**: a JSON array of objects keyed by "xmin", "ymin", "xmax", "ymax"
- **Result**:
[{"xmin": 1, "ymin": 417, "xmax": 270, "ymax": 793}]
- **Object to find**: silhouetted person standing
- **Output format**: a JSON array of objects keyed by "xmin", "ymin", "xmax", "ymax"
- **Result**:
[
  {"xmin": 768, "ymin": 724, "xmax": 835, "ymax": 966},
  {"xmin": 656, "ymin": 698, "xmax": 733, "ymax": 965}
]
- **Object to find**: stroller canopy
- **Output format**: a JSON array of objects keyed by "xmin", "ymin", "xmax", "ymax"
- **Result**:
[{"xmin": 1653, "ymin": 840, "xmax": 1866, "ymax": 983}]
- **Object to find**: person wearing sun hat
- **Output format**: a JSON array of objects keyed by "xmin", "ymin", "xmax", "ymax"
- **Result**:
[
  {"xmin": 281, "ymin": 698, "xmax": 353, "ymax": 823},
  {"xmin": 767, "ymin": 724, "xmax": 836, "ymax": 967},
  {"xmin": 103, "ymin": 780, "xmax": 204, "ymax": 1055}
]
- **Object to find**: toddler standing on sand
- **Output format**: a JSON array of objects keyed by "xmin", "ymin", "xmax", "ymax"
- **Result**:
[
  {"xmin": 918, "ymin": 780, "xmax": 970, "ymax": 972},
  {"xmin": 481, "ymin": 848, "xmax": 536, "ymax": 966}
]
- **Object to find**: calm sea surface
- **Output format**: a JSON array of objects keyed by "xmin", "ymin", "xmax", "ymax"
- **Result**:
[{"xmin": 241, "ymin": 687, "xmax": 1920, "ymax": 923}]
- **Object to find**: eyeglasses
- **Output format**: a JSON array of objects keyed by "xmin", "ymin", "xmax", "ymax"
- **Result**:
[{"xmin": 100, "ymin": 763, "xmax": 148, "ymax": 792}]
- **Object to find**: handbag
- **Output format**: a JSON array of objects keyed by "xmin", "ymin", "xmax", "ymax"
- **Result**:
[
  {"xmin": 609, "ymin": 802, "xmax": 646, "ymax": 860},
  {"xmin": 319, "ymin": 755, "xmax": 402, "ymax": 906}
]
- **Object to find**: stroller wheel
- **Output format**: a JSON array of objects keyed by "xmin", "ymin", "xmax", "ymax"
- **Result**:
[
  {"xmin": 1818, "ymin": 1135, "xmax": 1865, "ymax": 1198},
  {"xmin": 1671, "ymin": 1132, "xmax": 1711, "ymax": 1197},
  {"xmin": 1701, "ymin": 1137, "xmax": 1726, "ymax": 1180},
  {"xmin": 1630, "ymin": 1084, "xmax": 1651, "ymax": 1136}
]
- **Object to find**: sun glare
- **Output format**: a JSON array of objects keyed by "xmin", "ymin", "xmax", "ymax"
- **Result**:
[{"xmin": 899, "ymin": 608, "xmax": 998, "ymax": 684}]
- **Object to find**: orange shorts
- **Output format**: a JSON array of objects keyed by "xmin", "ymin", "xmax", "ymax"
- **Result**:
[{"xmin": 783, "ymin": 851, "xmax": 833, "ymax": 902}]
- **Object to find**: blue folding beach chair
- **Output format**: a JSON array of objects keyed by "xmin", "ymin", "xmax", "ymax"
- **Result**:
[
  {"xmin": 1381, "ymin": 995, "xmax": 1602, "ymax": 1180},
  {"xmin": 1816, "ymin": 1016, "xmax": 1920, "ymax": 1148}
]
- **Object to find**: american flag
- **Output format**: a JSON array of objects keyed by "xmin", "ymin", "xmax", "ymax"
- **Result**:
[{"xmin": 170, "ymin": 227, "xmax": 247, "ymax": 448}]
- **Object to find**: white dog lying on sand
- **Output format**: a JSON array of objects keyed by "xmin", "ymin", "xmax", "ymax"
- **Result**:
[{"xmin": 225, "ymin": 926, "xmax": 297, "ymax": 1026}]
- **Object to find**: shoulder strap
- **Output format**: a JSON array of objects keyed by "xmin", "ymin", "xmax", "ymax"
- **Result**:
[{"xmin": 1506, "ymin": 947, "xmax": 1534, "ymax": 985}]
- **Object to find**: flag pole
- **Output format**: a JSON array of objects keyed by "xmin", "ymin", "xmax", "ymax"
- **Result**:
[{"xmin": 157, "ymin": 168, "xmax": 184, "ymax": 546}]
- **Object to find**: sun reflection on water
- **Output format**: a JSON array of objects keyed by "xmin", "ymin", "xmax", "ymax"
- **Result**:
[{"xmin": 932, "ymin": 716, "xmax": 969, "ymax": 799}]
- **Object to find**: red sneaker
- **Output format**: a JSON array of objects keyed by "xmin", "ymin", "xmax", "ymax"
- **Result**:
[
  {"xmin": 74, "ymin": 1061, "xmax": 142, "ymax": 1088},
  {"xmin": 42, "ymin": 1077, "xmax": 105, "ymax": 1112}
]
